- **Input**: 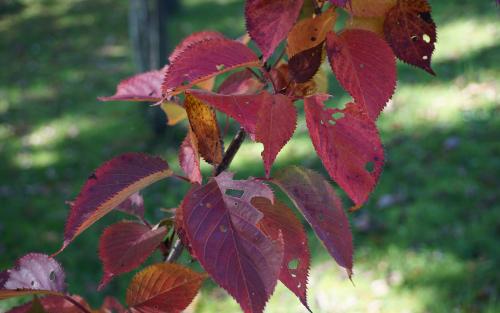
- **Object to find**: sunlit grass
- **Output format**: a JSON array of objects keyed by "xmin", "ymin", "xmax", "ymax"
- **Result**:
[{"xmin": 0, "ymin": 0, "xmax": 498, "ymax": 312}]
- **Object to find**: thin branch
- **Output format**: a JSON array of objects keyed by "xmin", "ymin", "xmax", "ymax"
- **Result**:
[
  {"xmin": 215, "ymin": 128, "xmax": 246, "ymax": 176},
  {"xmin": 166, "ymin": 238, "xmax": 184, "ymax": 262},
  {"xmin": 166, "ymin": 128, "xmax": 247, "ymax": 263},
  {"xmin": 246, "ymin": 67, "xmax": 266, "ymax": 83},
  {"xmin": 311, "ymin": 0, "xmax": 323, "ymax": 15},
  {"xmin": 64, "ymin": 295, "xmax": 92, "ymax": 313}
]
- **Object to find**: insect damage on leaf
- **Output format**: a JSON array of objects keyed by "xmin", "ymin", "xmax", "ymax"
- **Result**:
[
  {"xmin": 179, "ymin": 172, "xmax": 282, "ymax": 313},
  {"xmin": 304, "ymin": 94, "xmax": 384, "ymax": 207},
  {"xmin": 253, "ymin": 197, "xmax": 312, "ymax": 312},
  {"xmin": 287, "ymin": 6, "xmax": 337, "ymax": 57},
  {"xmin": 384, "ymin": 0, "xmax": 437, "ymax": 74},
  {"xmin": 0, "ymin": 253, "xmax": 66, "ymax": 300}
]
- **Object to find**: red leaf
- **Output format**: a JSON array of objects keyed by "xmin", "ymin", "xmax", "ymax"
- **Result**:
[
  {"xmin": 273, "ymin": 166, "xmax": 353, "ymax": 275},
  {"xmin": 98, "ymin": 221, "xmax": 168, "ymax": 290},
  {"xmin": 116, "ymin": 192, "xmax": 145, "ymax": 218},
  {"xmin": 252, "ymin": 197, "xmax": 312, "ymax": 312},
  {"xmin": 60, "ymin": 153, "xmax": 172, "ymax": 252},
  {"xmin": 169, "ymin": 31, "xmax": 225, "ymax": 63},
  {"xmin": 180, "ymin": 172, "xmax": 282, "ymax": 313},
  {"xmin": 0, "ymin": 253, "xmax": 66, "ymax": 300},
  {"xmin": 162, "ymin": 38, "xmax": 260, "ymax": 96},
  {"xmin": 126, "ymin": 263, "xmax": 205, "ymax": 313},
  {"xmin": 384, "ymin": 0, "xmax": 437, "ymax": 75},
  {"xmin": 245, "ymin": 0, "xmax": 304, "ymax": 60},
  {"xmin": 326, "ymin": 29, "xmax": 396, "ymax": 120},
  {"xmin": 98, "ymin": 69, "xmax": 164, "ymax": 102},
  {"xmin": 187, "ymin": 90, "xmax": 297, "ymax": 177},
  {"xmin": 255, "ymin": 94, "xmax": 297, "ymax": 177},
  {"xmin": 304, "ymin": 95, "xmax": 384, "ymax": 207},
  {"xmin": 186, "ymin": 89, "xmax": 265, "ymax": 139},
  {"xmin": 217, "ymin": 70, "xmax": 265, "ymax": 95},
  {"xmin": 179, "ymin": 128, "xmax": 202, "ymax": 184},
  {"xmin": 7, "ymin": 295, "xmax": 92, "ymax": 313}
]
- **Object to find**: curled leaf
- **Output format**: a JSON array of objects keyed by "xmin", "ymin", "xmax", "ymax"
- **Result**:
[
  {"xmin": 60, "ymin": 153, "xmax": 172, "ymax": 252},
  {"xmin": 126, "ymin": 263, "xmax": 205, "ymax": 313},
  {"xmin": 289, "ymin": 42, "xmax": 325, "ymax": 84},
  {"xmin": 98, "ymin": 221, "xmax": 168, "ymax": 290},
  {"xmin": 184, "ymin": 94, "xmax": 223, "ymax": 165}
]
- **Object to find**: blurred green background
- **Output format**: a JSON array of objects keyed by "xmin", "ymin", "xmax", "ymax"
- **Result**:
[{"xmin": 0, "ymin": 0, "xmax": 499, "ymax": 312}]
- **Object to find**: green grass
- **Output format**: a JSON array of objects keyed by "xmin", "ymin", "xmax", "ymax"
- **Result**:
[{"xmin": 0, "ymin": 0, "xmax": 499, "ymax": 312}]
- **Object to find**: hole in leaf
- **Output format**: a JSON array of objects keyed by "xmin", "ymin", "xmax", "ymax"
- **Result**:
[
  {"xmin": 49, "ymin": 271, "xmax": 56, "ymax": 281},
  {"xmin": 422, "ymin": 55, "xmax": 429, "ymax": 60},
  {"xmin": 219, "ymin": 225, "xmax": 228, "ymax": 233},
  {"xmin": 422, "ymin": 34, "xmax": 431, "ymax": 43},
  {"xmin": 310, "ymin": 36, "xmax": 317, "ymax": 41},
  {"xmin": 332, "ymin": 112, "xmax": 344, "ymax": 120},
  {"xmin": 328, "ymin": 119, "xmax": 336, "ymax": 126},
  {"xmin": 225, "ymin": 189, "xmax": 244, "ymax": 198},
  {"xmin": 411, "ymin": 35, "xmax": 418, "ymax": 42},
  {"xmin": 206, "ymin": 202, "xmax": 213, "ymax": 208},
  {"xmin": 365, "ymin": 161, "xmax": 375, "ymax": 173},
  {"xmin": 288, "ymin": 259, "xmax": 299, "ymax": 270},
  {"xmin": 216, "ymin": 64, "xmax": 226, "ymax": 71}
]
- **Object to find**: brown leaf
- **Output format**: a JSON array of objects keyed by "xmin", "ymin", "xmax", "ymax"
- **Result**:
[{"xmin": 184, "ymin": 94, "xmax": 223, "ymax": 164}]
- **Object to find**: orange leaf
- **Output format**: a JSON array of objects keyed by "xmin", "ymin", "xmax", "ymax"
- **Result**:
[
  {"xmin": 287, "ymin": 7, "xmax": 337, "ymax": 57},
  {"xmin": 126, "ymin": 263, "xmax": 205, "ymax": 313},
  {"xmin": 345, "ymin": 0, "xmax": 397, "ymax": 17},
  {"xmin": 184, "ymin": 94, "xmax": 223, "ymax": 164}
]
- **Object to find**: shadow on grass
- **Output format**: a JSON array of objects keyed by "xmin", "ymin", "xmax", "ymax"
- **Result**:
[{"xmin": 0, "ymin": 0, "xmax": 498, "ymax": 311}]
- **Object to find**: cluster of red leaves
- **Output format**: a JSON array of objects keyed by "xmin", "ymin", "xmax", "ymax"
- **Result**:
[{"xmin": 1, "ymin": 1, "xmax": 437, "ymax": 312}]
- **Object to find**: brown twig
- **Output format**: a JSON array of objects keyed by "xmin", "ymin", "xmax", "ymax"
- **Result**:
[{"xmin": 166, "ymin": 128, "xmax": 247, "ymax": 263}]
